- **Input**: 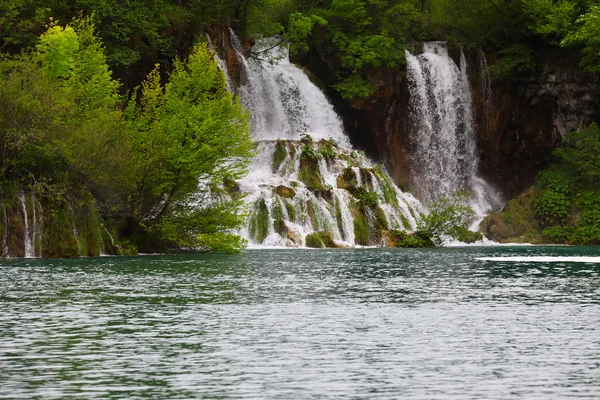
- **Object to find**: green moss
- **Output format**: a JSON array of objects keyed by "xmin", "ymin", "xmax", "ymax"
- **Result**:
[
  {"xmin": 285, "ymin": 202, "xmax": 297, "ymax": 222},
  {"xmin": 400, "ymin": 214, "xmax": 411, "ymax": 230},
  {"xmin": 374, "ymin": 206, "xmax": 388, "ymax": 238},
  {"xmin": 249, "ymin": 198, "xmax": 270, "ymax": 243},
  {"xmin": 307, "ymin": 200, "xmax": 321, "ymax": 231},
  {"xmin": 305, "ymin": 231, "xmax": 337, "ymax": 248},
  {"xmin": 353, "ymin": 206, "xmax": 370, "ymax": 246},
  {"xmin": 335, "ymin": 200, "xmax": 344, "ymax": 239},
  {"xmin": 479, "ymin": 188, "xmax": 542, "ymax": 243},
  {"xmin": 273, "ymin": 185, "xmax": 296, "ymax": 199},
  {"xmin": 337, "ymin": 167, "xmax": 357, "ymax": 190},
  {"xmin": 299, "ymin": 155, "xmax": 323, "ymax": 188},
  {"xmin": 42, "ymin": 202, "xmax": 79, "ymax": 258},
  {"xmin": 377, "ymin": 168, "xmax": 399, "ymax": 206},
  {"xmin": 272, "ymin": 139, "xmax": 288, "ymax": 172},
  {"xmin": 272, "ymin": 199, "xmax": 284, "ymax": 220}
]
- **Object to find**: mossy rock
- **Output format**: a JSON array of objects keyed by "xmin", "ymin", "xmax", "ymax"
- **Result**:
[
  {"xmin": 273, "ymin": 186, "xmax": 296, "ymax": 199},
  {"xmin": 353, "ymin": 206, "xmax": 370, "ymax": 246},
  {"xmin": 273, "ymin": 218, "xmax": 302, "ymax": 245},
  {"xmin": 310, "ymin": 186, "xmax": 333, "ymax": 203},
  {"xmin": 248, "ymin": 198, "xmax": 270, "ymax": 244},
  {"xmin": 223, "ymin": 178, "xmax": 241, "ymax": 195},
  {"xmin": 305, "ymin": 231, "xmax": 337, "ymax": 248},
  {"xmin": 307, "ymin": 200, "xmax": 321, "ymax": 231},
  {"xmin": 272, "ymin": 140, "xmax": 288, "ymax": 172},
  {"xmin": 479, "ymin": 188, "xmax": 542, "ymax": 243},
  {"xmin": 374, "ymin": 206, "xmax": 389, "ymax": 239},
  {"xmin": 376, "ymin": 169, "xmax": 400, "ymax": 206},
  {"xmin": 337, "ymin": 167, "xmax": 357, "ymax": 190},
  {"xmin": 400, "ymin": 214, "xmax": 411, "ymax": 230},
  {"xmin": 299, "ymin": 155, "xmax": 323, "ymax": 188},
  {"xmin": 285, "ymin": 202, "xmax": 297, "ymax": 222},
  {"xmin": 359, "ymin": 168, "xmax": 375, "ymax": 190}
]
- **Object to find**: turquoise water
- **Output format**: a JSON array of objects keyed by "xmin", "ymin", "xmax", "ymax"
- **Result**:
[{"xmin": 1, "ymin": 246, "xmax": 600, "ymax": 399}]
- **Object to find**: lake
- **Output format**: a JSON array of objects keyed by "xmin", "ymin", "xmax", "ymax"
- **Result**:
[{"xmin": 1, "ymin": 246, "xmax": 600, "ymax": 399}]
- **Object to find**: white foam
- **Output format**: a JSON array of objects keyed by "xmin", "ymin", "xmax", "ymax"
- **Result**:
[{"xmin": 477, "ymin": 256, "xmax": 600, "ymax": 263}]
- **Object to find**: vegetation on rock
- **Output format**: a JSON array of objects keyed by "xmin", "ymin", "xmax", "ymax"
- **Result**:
[
  {"xmin": 480, "ymin": 123, "xmax": 600, "ymax": 245},
  {"xmin": 305, "ymin": 231, "xmax": 337, "ymax": 248}
]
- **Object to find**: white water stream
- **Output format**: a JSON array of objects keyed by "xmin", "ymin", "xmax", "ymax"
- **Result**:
[
  {"xmin": 405, "ymin": 42, "xmax": 501, "ymax": 228},
  {"xmin": 231, "ymin": 37, "xmax": 422, "ymax": 247}
]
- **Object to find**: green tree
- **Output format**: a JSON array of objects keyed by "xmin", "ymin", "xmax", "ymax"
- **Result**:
[
  {"xmin": 125, "ymin": 43, "xmax": 254, "ymax": 251},
  {"xmin": 417, "ymin": 194, "xmax": 474, "ymax": 246},
  {"xmin": 554, "ymin": 123, "xmax": 600, "ymax": 186},
  {"xmin": 562, "ymin": 5, "xmax": 600, "ymax": 71}
]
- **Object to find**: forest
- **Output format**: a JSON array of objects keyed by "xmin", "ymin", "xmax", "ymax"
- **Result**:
[{"xmin": 1, "ymin": 0, "xmax": 599, "ymax": 255}]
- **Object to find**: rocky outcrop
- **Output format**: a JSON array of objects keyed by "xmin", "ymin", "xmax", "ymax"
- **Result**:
[{"xmin": 471, "ymin": 48, "xmax": 600, "ymax": 199}]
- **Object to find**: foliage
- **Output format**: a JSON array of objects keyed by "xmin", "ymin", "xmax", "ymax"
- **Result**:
[
  {"xmin": 1, "ymin": 19, "xmax": 254, "ymax": 254},
  {"xmin": 485, "ymin": 123, "xmax": 600, "ymax": 245},
  {"xmin": 286, "ymin": 12, "xmax": 327, "ymax": 54},
  {"xmin": 417, "ymin": 194, "xmax": 474, "ymax": 246},
  {"xmin": 487, "ymin": 43, "xmax": 536, "ymax": 79},
  {"xmin": 125, "ymin": 42, "xmax": 253, "ymax": 249},
  {"xmin": 354, "ymin": 187, "xmax": 379, "ymax": 208},
  {"xmin": 317, "ymin": 142, "xmax": 337, "ymax": 160},
  {"xmin": 562, "ymin": 5, "xmax": 600, "ymax": 71},
  {"xmin": 391, "ymin": 230, "xmax": 434, "ymax": 248},
  {"xmin": 554, "ymin": 123, "xmax": 600, "ymax": 186},
  {"xmin": 301, "ymin": 143, "xmax": 321, "ymax": 160},
  {"xmin": 523, "ymin": 0, "xmax": 580, "ymax": 40}
]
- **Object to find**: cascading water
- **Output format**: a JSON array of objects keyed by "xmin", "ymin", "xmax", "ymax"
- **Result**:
[
  {"xmin": 405, "ymin": 42, "xmax": 500, "ymax": 227},
  {"xmin": 230, "ymin": 36, "xmax": 421, "ymax": 247},
  {"xmin": 18, "ymin": 191, "xmax": 41, "ymax": 258}
]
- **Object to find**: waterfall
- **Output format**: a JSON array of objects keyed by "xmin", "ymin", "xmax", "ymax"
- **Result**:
[
  {"xmin": 236, "ymin": 37, "xmax": 350, "ymax": 147},
  {"xmin": 1, "ymin": 208, "xmax": 9, "ymax": 258},
  {"xmin": 479, "ymin": 49, "xmax": 493, "ymax": 108},
  {"xmin": 19, "ymin": 191, "xmax": 34, "ymax": 258},
  {"xmin": 228, "ymin": 34, "xmax": 422, "ymax": 247},
  {"xmin": 405, "ymin": 42, "xmax": 500, "ymax": 227},
  {"xmin": 205, "ymin": 33, "xmax": 233, "ymax": 92},
  {"xmin": 68, "ymin": 201, "xmax": 83, "ymax": 255}
]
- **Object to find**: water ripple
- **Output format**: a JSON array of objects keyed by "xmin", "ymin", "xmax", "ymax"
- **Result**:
[{"xmin": 1, "ymin": 247, "xmax": 600, "ymax": 398}]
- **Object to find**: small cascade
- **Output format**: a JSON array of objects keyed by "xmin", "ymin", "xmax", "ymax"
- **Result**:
[
  {"xmin": 31, "ymin": 195, "xmax": 42, "ymax": 257},
  {"xmin": 1, "ymin": 208, "xmax": 9, "ymax": 258},
  {"xmin": 227, "ymin": 34, "xmax": 421, "ymax": 247},
  {"xmin": 205, "ymin": 33, "xmax": 233, "ymax": 92},
  {"xmin": 405, "ymin": 42, "xmax": 501, "ymax": 226},
  {"xmin": 67, "ymin": 202, "xmax": 83, "ymax": 255},
  {"xmin": 235, "ymin": 37, "xmax": 350, "ymax": 147},
  {"xmin": 100, "ymin": 225, "xmax": 117, "ymax": 256},
  {"xmin": 19, "ymin": 191, "xmax": 34, "ymax": 258},
  {"xmin": 479, "ymin": 49, "xmax": 493, "ymax": 108}
]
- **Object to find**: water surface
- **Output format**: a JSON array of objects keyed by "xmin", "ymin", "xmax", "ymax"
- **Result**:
[{"xmin": 1, "ymin": 246, "xmax": 600, "ymax": 399}]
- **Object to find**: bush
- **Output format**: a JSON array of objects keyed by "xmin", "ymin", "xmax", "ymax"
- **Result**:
[
  {"xmin": 417, "ymin": 194, "xmax": 474, "ymax": 246},
  {"xmin": 542, "ymin": 225, "xmax": 575, "ymax": 243}
]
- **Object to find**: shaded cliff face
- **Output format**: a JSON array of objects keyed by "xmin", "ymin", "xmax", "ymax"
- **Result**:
[
  {"xmin": 471, "ymin": 48, "xmax": 600, "ymax": 198},
  {"xmin": 297, "ymin": 44, "xmax": 600, "ymax": 201}
]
